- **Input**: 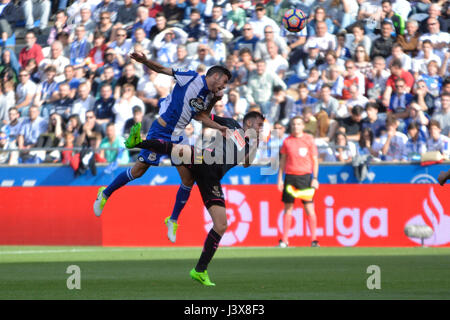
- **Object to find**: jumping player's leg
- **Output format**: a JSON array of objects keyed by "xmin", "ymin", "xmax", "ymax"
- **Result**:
[
  {"xmin": 171, "ymin": 166, "xmax": 195, "ymax": 221},
  {"xmin": 165, "ymin": 166, "xmax": 195, "ymax": 243},
  {"xmin": 190, "ymin": 170, "xmax": 225, "ymax": 286},
  {"xmin": 105, "ymin": 161, "xmax": 149, "ymax": 198},
  {"xmin": 127, "ymin": 132, "xmax": 195, "ymax": 242},
  {"xmin": 190, "ymin": 204, "xmax": 227, "ymax": 287},
  {"xmin": 438, "ymin": 170, "xmax": 450, "ymax": 186},
  {"xmin": 93, "ymin": 161, "xmax": 150, "ymax": 217}
]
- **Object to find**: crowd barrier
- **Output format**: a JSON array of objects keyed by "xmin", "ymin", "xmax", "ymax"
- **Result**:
[{"xmin": 0, "ymin": 163, "xmax": 449, "ymax": 247}]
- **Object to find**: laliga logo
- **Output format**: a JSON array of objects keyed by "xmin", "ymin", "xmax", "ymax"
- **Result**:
[
  {"xmin": 405, "ymin": 188, "xmax": 450, "ymax": 246},
  {"xmin": 203, "ymin": 188, "xmax": 252, "ymax": 246}
]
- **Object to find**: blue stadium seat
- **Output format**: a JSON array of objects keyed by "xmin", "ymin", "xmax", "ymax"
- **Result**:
[
  {"xmin": 15, "ymin": 19, "xmax": 41, "ymax": 28},
  {"xmin": 0, "ymin": 33, "xmax": 15, "ymax": 46}
]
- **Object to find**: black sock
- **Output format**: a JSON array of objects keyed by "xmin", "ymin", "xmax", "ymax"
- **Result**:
[
  {"xmin": 195, "ymin": 229, "xmax": 222, "ymax": 272},
  {"xmin": 135, "ymin": 139, "xmax": 173, "ymax": 155}
]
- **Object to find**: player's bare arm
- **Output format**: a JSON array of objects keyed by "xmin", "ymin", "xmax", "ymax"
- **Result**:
[
  {"xmin": 243, "ymin": 142, "xmax": 258, "ymax": 168},
  {"xmin": 194, "ymin": 112, "xmax": 228, "ymax": 137},
  {"xmin": 194, "ymin": 92, "xmax": 228, "ymax": 136},
  {"xmin": 129, "ymin": 52, "xmax": 173, "ymax": 76}
]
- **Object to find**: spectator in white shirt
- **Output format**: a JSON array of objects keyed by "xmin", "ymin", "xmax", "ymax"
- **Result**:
[
  {"xmin": 427, "ymin": 119, "xmax": 450, "ymax": 159},
  {"xmin": 109, "ymin": 28, "xmax": 133, "ymax": 60},
  {"xmin": 375, "ymin": 115, "xmax": 408, "ymax": 161},
  {"xmin": 345, "ymin": 84, "xmax": 369, "ymax": 112},
  {"xmin": 254, "ymin": 25, "xmax": 289, "ymax": 60},
  {"xmin": 412, "ymin": 39, "xmax": 442, "ymax": 79},
  {"xmin": 418, "ymin": 18, "xmax": 450, "ymax": 60},
  {"xmin": 264, "ymin": 41, "xmax": 289, "ymax": 79},
  {"xmin": 172, "ymin": 44, "xmax": 192, "ymax": 70},
  {"xmin": 303, "ymin": 21, "xmax": 337, "ymax": 58},
  {"xmin": 136, "ymin": 67, "xmax": 171, "ymax": 116},
  {"xmin": 249, "ymin": 3, "xmax": 280, "ymax": 40},
  {"xmin": 15, "ymin": 70, "xmax": 37, "ymax": 116},
  {"xmin": 132, "ymin": 27, "xmax": 152, "ymax": 56},
  {"xmin": 72, "ymin": 82, "xmax": 96, "ymax": 123},
  {"xmin": 386, "ymin": 43, "xmax": 412, "ymax": 72},
  {"xmin": 189, "ymin": 43, "xmax": 217, "ymax": 71},
  {"xmin": 152, "ymin": 27, "xmax": 188, "ymax": 68},
  {"xmin": 39, "ymin": 41, "xmax": 70, "ymax": 83},
  {"xmin": 112, "ymin": 83, "xmax": 145, "ymax": 136}
]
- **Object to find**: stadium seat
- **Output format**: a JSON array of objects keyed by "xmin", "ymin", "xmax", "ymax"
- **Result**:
[{"xmin": 0, "ymin": 33, "xmax": 15, "ymax": 47}]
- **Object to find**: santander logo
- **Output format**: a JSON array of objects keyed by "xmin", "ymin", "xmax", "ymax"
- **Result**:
[{"xmin": 405, "ymin": 187, "xmax": 450, "ymax": 246}]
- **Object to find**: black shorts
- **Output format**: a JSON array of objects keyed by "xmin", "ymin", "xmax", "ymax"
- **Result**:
[
  {"xmin": 282, "ymin": 174, "xmax": 313, "ymax": 204},
  {"xmin": 188, "ymin": 164, "xmax": 226, "ymax": 209}
]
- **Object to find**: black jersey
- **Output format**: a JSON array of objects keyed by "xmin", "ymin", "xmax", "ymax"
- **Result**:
[{"xmin": 194, "ymin": 115, "xmax": 250, "ymax": 179}]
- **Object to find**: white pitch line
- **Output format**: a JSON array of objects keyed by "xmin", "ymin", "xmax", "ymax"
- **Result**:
[
  {"xmin": 0, "ymin": 248, "xmax": 180, "ymax": 255},
  {"xmin": 0, "ymin": 247, "xmax": 274, "ymax": 255}
]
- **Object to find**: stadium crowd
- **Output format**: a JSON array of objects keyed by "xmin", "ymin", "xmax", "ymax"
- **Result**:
[{"xmin": 0, "ymin": 0, "xmax": 449, "ymax": 168}]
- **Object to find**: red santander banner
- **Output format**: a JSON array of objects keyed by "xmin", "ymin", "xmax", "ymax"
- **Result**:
[{"xmin": 0, "ymin": 185, "xmax": 449, "ymax": 247}]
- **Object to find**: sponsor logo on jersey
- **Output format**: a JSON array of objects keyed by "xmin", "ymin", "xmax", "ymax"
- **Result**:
[{"xmin": 189, "ymin": 98, "xmax": 205, "ymax": 112}]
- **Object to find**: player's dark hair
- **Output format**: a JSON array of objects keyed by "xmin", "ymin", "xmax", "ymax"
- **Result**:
[
  {"xmin": 243, "ymin": 111, "xmax": 265, "ymax": 124},
  {"xmin": 206, "ymin": 65, "xmax": 232, "ymax": 81}
]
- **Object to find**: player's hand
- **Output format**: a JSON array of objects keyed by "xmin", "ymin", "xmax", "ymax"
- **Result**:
[
  {"xmin": 277, "ymin": 180, "xmax": 284, "ymax": 192},
  {"xmin": 311, "ymin": 178, "xmax": 319, "ymax": 190},
  {"xmin": 130, "ymin": 52, "xmax": 147, "ymax": 64}
]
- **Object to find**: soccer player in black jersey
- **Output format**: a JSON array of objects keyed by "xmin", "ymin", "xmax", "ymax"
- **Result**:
[{"xmin": 125, "ymin": 111, "xmax": 265, "ymax": 286}]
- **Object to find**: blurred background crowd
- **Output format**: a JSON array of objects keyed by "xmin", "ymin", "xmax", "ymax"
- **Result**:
[{"xmin": 0, "ymin": 0, "xmax": 449, "ymax": 168}]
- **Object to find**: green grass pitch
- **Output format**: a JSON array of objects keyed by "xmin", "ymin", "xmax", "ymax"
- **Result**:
[{"xmin": 0, "ymin": 246, "xmax": 449, "ymax": 300}]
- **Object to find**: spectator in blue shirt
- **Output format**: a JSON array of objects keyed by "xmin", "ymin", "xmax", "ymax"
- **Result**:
[
  {"xmin": 233, "ymin": 23, "xmax": 259, "ymax": 55},
  {"xmin": 389, "ymin": 78, "xmax": 413, "ymax": 119},
  {"xmin": 419, "ymin": 60, "xmax": 443, "ymax": 98},
  {"xmin": 183, "ymin": 8, "xmax": 205, "ymax": 42},
  {"xmin": 132, "ymin": 5, "xmax": 156, "ymax": 39},
  {"xmin": 291, "ymin": 83, "xmax": 319, "ymax": 117},
  {"xmin": 70, "ymin": 25, "xmax": 92, "ymax": 67},
  {"xmin": 93, "ymin": 84, "xmax": 115, "ymax": 131},
  {"xmin": 17, "ymin": 105, "xmax": 48, "ymax": 152},
  {"xmin": 183, "ymin": 0, "xmax": 206, "ymax": 24}
]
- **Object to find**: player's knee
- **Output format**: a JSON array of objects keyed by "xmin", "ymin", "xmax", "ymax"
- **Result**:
[
  {"xmin": 214, "ymin": 220, "xmax": 228, "ymax": 235},
  {"xmin": 181, "ymin": 176, "xmax": 194, "ymax": 187},
  {"xmin": 131, "ymin": 166, "xmax": 146, "ymax": 178}
]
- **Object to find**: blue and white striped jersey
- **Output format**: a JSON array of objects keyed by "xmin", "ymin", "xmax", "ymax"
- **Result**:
[{"xmin": 158, "ymin": 69, "xmax": 213, "ymax": 141}]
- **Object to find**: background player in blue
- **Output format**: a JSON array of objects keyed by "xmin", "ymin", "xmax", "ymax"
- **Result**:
[
  {"xmin": 93, "ymin": 52, "xmax": 232, "ymax": 223},
  {"xmin": 126, "ymin": 111, "xmax": 265, "ymax": 286}
]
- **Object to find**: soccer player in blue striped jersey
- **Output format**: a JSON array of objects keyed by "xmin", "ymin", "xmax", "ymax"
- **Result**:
[{"xmin": 93, "ymin": 52, "xmax": 232, "ymax": 235}]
